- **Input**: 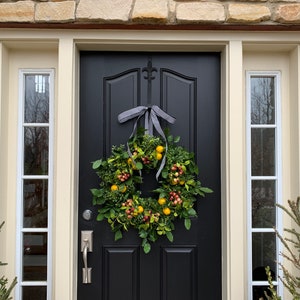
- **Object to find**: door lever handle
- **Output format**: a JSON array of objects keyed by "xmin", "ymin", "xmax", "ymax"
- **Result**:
[{"xmin": 81, "ymin": 231, "xmax": 93, "ymax": 284}]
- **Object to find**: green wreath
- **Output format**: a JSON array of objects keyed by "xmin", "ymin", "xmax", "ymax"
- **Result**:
[{"xmin": 91, "ymin": 128, "xmax": 212, "ymax": 253}]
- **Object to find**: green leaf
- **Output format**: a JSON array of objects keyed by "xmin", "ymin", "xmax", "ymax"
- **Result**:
[
  {"xmin": 122, "ymin": 152, "xmax": 129, "ymax": 159},
  {"xmin": 90, "ymin": 188, "xmax": 101, "ymax": 196},
  {"xmin": 184, "ymin": 218, "xmax": 191, "ymax": 230},
  {"xmin": 166, "ymin": 231, "xmax": 174, "ymax": 242},
  {"xmin": 143, "ymin": 242, "xmax": 151, "ymax": 254},
  {"xmin": 139, "ymin": 230, "xmax": 148, "ymax": 239},
  {"xmin": 174, "ymin": 136, "xmax": 180, "ymax": 143},
  {"xmin": 201, "ymin": 187, "xmax": 213, "ymax": 194},
  {"xmin": 92, "ymin": 159, "xmax": 102, "ymax": 169},
  {"xmin": 161, "ymin": 170, "xmax": 168, "ymax": 178},
  {"xmin": 97, "ymin": 213, "xmax": 105, "ymax": 221},
  {"xmin": 188, "ymin": 208, "xmax": 197, "ymax": 216},
  {"xmin": 135, "ymin": 162, "xmax": 143, "ymax": 170},
  {"xmin": 114, "ymin": 230, "xmax": 122, "ymax": 241}
]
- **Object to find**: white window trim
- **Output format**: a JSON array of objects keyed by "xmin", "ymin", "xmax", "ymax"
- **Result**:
[
  {"xmin": 246, "ymin": 71, "xmax": 283, "ymax": 299},
  {"xmin": 16, "ymin": 69, "xmax": 54, "ymax": 300}
]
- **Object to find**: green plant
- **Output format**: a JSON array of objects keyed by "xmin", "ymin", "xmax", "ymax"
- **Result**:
[
  {"xmin": 92, "ymin": 128, "xmax": 212, "ymax": 253},
  {"xmin": 264, "ymin": 266, "xmax": 282, "ymax": 300},
  {"xmin": 265, "ymin": 197, "xmax": 300, "ymax": 300},
  {"xmin": 0, "ymin": 222, "xmax": 17, "ymax": 300}
]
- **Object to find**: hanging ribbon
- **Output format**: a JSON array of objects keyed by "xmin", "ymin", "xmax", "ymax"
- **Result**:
[{"xmin": 118, "ymin": 105, "xmax": 176, "ymax": 180}]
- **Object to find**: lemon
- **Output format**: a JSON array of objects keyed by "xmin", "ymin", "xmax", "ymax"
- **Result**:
[
  {"xmin": 121, "ymin": 186, "xmax": 127, "ymax": 193},
  {"xmin": 163, "ymin": 207, "xmax": 171, "ymax": 215},
  {"xmin": 138, "ymin": 206, "xmax": 144, "ymax": 213},
  {"xmin": 156, "ymin": 145, "xmax": 164, "ymax": 153},
  {"xmin": 110, "ymin": 184, "xmax": 118, "ymax": 191},
  {"xmin": 156, "ymin": 153, "xmax": 163, "ymax": 160},
  {"xmin": 158, "ymin": 198, "xmax": 166, "ymax": 205}
]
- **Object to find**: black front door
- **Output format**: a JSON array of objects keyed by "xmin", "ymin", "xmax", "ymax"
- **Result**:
[{"xmin": 78, "ymin": 52, "xmax": 221, "ymax": 300}]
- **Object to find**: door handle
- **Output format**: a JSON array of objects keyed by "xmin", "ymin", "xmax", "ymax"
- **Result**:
[{"xmin": 81, "ymin": 231, "xmax": 93, "ymax": 284}]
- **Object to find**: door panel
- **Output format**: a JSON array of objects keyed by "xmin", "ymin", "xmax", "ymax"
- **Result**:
[{"xmin": 78, "ymin": 52, "xmax": 221, "ymax": 300}]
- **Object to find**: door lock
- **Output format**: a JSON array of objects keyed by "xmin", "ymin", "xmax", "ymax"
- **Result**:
[
  {"xmin": 81, "ymin": 230, "xmax": 93, "ymax": 284},
  {"xmin": 82, "ymin": 209, "xmax": 93, "ymax": 221}
]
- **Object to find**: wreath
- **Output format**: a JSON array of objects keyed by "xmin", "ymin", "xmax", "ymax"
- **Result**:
[{"xmin": 91, "ymin": 127, "xmax": 212, "ymax": 253}]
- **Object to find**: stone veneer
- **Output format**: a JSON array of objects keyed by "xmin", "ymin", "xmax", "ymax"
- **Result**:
[{"xmin": 0, "ymin": 0, "xmax": 300, "ymax": 26}]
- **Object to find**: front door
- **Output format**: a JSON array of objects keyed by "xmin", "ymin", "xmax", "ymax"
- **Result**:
[{"xmin": 78, "ymin": 52, "xmax": 221, "ymax": 300}]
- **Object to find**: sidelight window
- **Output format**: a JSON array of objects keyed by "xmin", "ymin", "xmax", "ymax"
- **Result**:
[
  {"xmin": 246, "ymin": 72, "xmax": 282, "ymax": 299},
  {"xmin": 16, "ymin": 70, "xmax": 54, "ymax": 300}
]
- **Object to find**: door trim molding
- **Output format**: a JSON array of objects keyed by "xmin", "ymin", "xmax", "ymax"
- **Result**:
[{"xmin": 3, "ymin": 31, "xmax": 297, "ymax": 299}]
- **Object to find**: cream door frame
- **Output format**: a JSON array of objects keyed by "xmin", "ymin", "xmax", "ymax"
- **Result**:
[{"xmin": 0, "ymin": 29, "xmax": 299, "ymax": 300}]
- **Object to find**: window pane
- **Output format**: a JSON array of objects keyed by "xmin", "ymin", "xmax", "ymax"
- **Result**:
[
  {"xmin": 23, "ymin": 286, "xmax": 47, "ymax": 300},
  {"xmin": 253, "ymin": 285, "xmax": 277, "ymax": 300},
  {"xmin": 23, "ymin": 179, "xmax": 48, "ymax": 228},
  {"xmin": 252, "ymin": 232, "xmax": 276, "ymax": 280},
  {"xmin": 252, "ymin": 180, "xmax": 276, "ymax": 228},
  {"xmin": 251, "ymin": 128, "xmax": 275, "ymax": 176},
  {"xmin": 23, "ymin": 233, "xmax": 47, "ymax": 281},
  {"xmin": 24, "ymin": 127, "xmax": 49, "ymax": 175},
  {"xmin": 251, "ymin": 77, "xmax": 275, "ymax": 125},
  {"xmin": 25, "ymin": 74, "xmax": 49, "ymax": 123}
]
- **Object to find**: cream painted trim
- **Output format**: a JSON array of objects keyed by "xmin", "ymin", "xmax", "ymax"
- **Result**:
[
  {"xmin": 289, "ymin": 46, "xmax": 300, "ymax": 200},
  {"xmin": 0, "ymin": 43, "xmax": 10, "ymax": 278},
  {"xmin": 225, "ymin": 40, "xmax": 247, "ymax": 299},
  {"xmin": 53, "ymin": 38, "xmax": 77, "ymax": 300},
  {"xmin": 0, "ymin": 30, "xmax": 300, "ymax": 300}
]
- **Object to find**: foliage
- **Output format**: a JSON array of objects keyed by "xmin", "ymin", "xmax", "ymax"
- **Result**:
[
  {"xmin": 0, "ymin": 222, "xmax": 17, "ymax": 300},
  {"xmin": 91, "ymin": 128, "xmax": 212, "ymax": 253},
  {"xmin": 265, "ymin": 197, "xmax": 300, "ymax": 300},
  {"xmin": 264, "ymin": 266, "xmax": 282, "ymax": 300}
]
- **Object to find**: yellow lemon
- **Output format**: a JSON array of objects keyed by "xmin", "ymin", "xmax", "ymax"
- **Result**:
[
  {"xmin": 156, "ymin": 153, "xmax": 163, "ymax": 160},
  {"xmin": 163, "ymin": 207, "xmax": 171, "ymax": 215},
  {"xmin": 158, "ymin": 198, "xmax": 166, "ymax": 205},
  {"xmin": 110, "ymin": 184, "xmax": 118, "ymax": 191},
  {"xmin": 156, "ymin": 145, "xmax": 164, "ymax": 153},
  {"xmin": 138, "ymin": 206, "xmax": 144, "ymax": 213}
]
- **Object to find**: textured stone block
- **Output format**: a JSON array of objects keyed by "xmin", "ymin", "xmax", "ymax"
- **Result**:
[
  {"xmin": 132, "ymin": 0, "xmax": 168, "ymax": 23},
  {"xmin": 0, "ymin": 1, "xmax": 34, "ymax": 22},
  {"xmin": 36, "ymin": 1, "xmax": 75, "ymax": 22},
  {"xmin": 274, "ymin": 4, "xmax": 300, "ymax": 23},
  {"xmin": 76, "ymin": 0, "xmax": 133, "ymax": 22},
  {"xmin": 228, "ymin": 3, "xmax": 271, "ymax": 23},
  {"xmin": 176, "ymin": 2, "xmax": 225, "ymax": 23}
]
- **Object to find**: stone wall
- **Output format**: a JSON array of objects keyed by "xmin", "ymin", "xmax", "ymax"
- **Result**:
[{"xmin": 0, "ymin": 0, "xmax": 300, "ymax": 27}]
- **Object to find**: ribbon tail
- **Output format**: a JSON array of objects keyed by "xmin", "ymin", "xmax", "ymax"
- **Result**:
[
  {"xmin": 150, "ymin": 110, "xmax": 169, "ymax": 179},
  {"xmin": 155, "ymin": 145, "xmax": 167, "ymax": 181},
  {"xmin": 151, "ymin": 105, "xmax": 176, "ymax": 125},
  {"xmin": 144, "ymin": 110, "xmax": 150, "ymax": 135}
]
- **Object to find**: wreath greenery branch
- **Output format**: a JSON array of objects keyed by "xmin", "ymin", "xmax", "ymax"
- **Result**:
[{"xmin": 91, "ymin": 128, "xmax": 212, "ymax": 253}]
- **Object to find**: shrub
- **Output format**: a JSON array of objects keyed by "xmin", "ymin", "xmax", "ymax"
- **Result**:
[{"xmin": 0, "ymin": 222, "xmax": 17, "ymax": 300}]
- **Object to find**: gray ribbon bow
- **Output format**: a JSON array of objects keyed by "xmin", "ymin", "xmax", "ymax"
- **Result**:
[{"xmin": 118, "ymin": 105, "xmax": 176, "ymax": 180}]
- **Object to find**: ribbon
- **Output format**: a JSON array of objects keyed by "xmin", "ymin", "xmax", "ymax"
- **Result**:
[{"xmin": 118, "ymin": 105, "xmax": 176, "ymax": 180}]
